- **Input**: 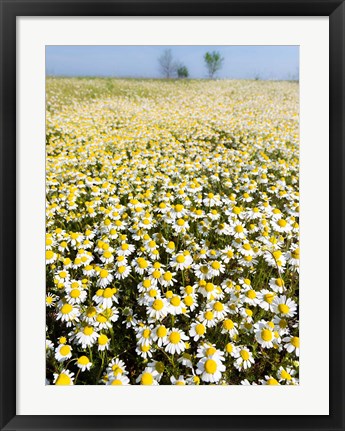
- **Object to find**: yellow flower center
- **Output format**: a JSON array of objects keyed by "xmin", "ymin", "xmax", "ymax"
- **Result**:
[
  {"xmin": 261, "ymin": 329, "xmax": 273, "ymax": 341},
  {"xmin": 291, "ymin": 337, "xmax": 300, "ymax": 348},
  {"xmin": 223, "ymin": 319, "xmax": 234, "ymax": 330},
  {"xmin": 70, "ymin": 287, "xmax": 82, "ymax": 299},
  {"xmin": 169, "ymin": 331, "xmax": 181, "ymax": 344},
  {"xmin": 167, "ymin": 241, "xmax": 175, "ymax": 250},
  {"xmin": 195, "ymin": 324, "xmax": 205, "ymax": 335},
  {"xmin": 152, "ymin": 270, "xmax": 161, "ymax": 279},
  {"xmin": 61, "ymin": 304, "xmax": 73, "ymax": 315},
  {"xmin": 292, "ymin": 248, "xmax": 300, "ymax": 259},
  {"xmin": 138, "ymin": 258, "xmax": 148, "ymax": 269},
  {"xmin": 184, "ymin": 296, "xmax": 193, "ymax": 306},
  {"xmin": 141, "ymin": 373, "xmax": 154, "ymax": 385},
  {"xmin": 143, "ymin": 279, "xmax": 151, "ymax": 288},
  {"xmin": 281, "ymin": 370, "xmax": 292, "ymax": 380},
  {"xmin": 118, "ymin": 266, "xmax": 126, "ymax": 274},
  {"xmin": 171, "ymin": 296, "xmax": 181, "ymax": 307},
  {"xmin": 86, "ymin": 307, "xmax": 96, "ymax": 318},
  {"xmin": 267, "ymin": 378, "xmax": 279, "ymax": 385},
  {"xmin": 264, "ymin": 293, "xmax": 275, "ymax": 303},
  {"xmin": 56, "ymin": 373, "xmax": 71, "ymax": 385},
  {"xmin": 273, "ymin": 250, "xmax": 282, "ymax": 260},
  {"xmin": 100, "ymin": 269, "xmax": 109, "ymax": 279},
  {"xmin": 103, "ymin": 288, "xmax": 113, "ymax": 298},
  {"xmin": 246, "ymin": 290, "xmax": 256, "ymax": 299},
  {"xmin": 153, "ymin": 299, "xmax": 164, "ymax": 311},
  {"xmin": 278, "ymin": 304, "xmax": 290, "ymax": 314},
  {"xmin": 204, "ymin": 359, "xmax": 217, "ymax": 374},
  {"xmin": 97, "ymin": 314, "xmax": 107, "ymax": 323},
  {"xmin": 176, "ymin": 255, "xmax": 185, "ymax": 264},
  {"xmin": 46, "ymin": 250, "xmax": 54, "ymax": 260},
  {"xmin": 213, "ymin": 301, "xmax": 224, "ymax": 312},
  {"xmin": 211, "ymin": 261, "xmax": 221, "ymax": 270},
  {"xmin": 185, "ymin": 285, "xmax": 193, "ymax": 294},
  {"xmin": 143, "ymin": 329, "xmax": 151, "ymax": 338},
  {"xmin": 98, "ymin": 334, "xmax": 109, "ymax": 345},
  {"xmin": 206, "ymin": 347, "xmax": 216, "ymax": 356},
  {"xmin": 226, "ymin": 343, "xmax": 233, "ymax": 353},
  {"xmin": 240, "ymin": 350, "xmax": 250, "ymax": 361},
  {"xmin": 78, "ymin": 356, "xmax": 89, "ymax": 365},
  {"xmin": 163, "ymin": 272, "xmax": 173, "ymax": 281},
  {"xmin": 59, "ymin": 345, "xmax": 71, "ymax": 356},
  {"xmin": 157, "ymin": 326, "xmax": 167, "ymax": 338},
  {"xmin": 205, "ymin": 283, "xmax": 214, "ymax": 292},
  {"xmin": 205, "ymin": 311, "xmax": 214, "ymax": 321}
]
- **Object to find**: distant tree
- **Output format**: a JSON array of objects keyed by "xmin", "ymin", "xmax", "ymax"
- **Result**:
[
  {"xmin": 204, "ymin": 51, "xmax": 224, "ymax": 79},
  {"xmin": 177, "ymin": 65, "xmax": 189, "ymax": 79},
  {"xmin": 158, "ymin": 49, "xmax": 177, "ymax": 79}
]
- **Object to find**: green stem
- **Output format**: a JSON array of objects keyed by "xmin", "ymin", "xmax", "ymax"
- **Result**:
[{"xmin": 74, "ymin": 369, "xmax": 81, "ymax": 384}]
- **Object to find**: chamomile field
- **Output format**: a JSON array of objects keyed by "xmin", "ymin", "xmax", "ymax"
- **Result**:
[{"xmin": 46, "ymin": 78, "xmax": 299, "ymax": 386}]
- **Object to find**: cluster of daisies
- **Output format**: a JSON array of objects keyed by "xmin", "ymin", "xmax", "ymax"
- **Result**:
[{"xmin": 46, "ymin": 78, "xmax": 299, "ymax": 385}]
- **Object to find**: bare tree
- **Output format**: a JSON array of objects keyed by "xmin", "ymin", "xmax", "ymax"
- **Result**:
[{"xmin": 158, "ymin": 49, "xmax": 176, "ymax": 79}]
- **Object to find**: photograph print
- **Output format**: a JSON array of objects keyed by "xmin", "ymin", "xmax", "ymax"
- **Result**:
[{"xmin": 45, "ymin": 45, "xmax": 300, "ymax": 386}]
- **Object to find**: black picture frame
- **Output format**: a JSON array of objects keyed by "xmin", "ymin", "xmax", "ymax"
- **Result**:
[{"xmin": 1, "ymin": 1, "xmax": 344, "ymax": 430}]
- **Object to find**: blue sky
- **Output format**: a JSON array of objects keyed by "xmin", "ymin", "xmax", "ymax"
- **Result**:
[{"xmin": 46, "ymin": 46, "xmax": 299, "ymax": 80}]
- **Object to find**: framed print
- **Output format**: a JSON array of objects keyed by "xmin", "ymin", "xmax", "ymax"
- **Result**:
[{"xmin": 0, "ymin": 1, "xmax": 344, "ymax": 430}]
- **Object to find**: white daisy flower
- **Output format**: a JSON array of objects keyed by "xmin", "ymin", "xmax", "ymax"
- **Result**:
[
  {"xmin": 146, "ymin": 297, "xmax": 169, "ymax": 320},
  {"xmin": 234, "ymin": 347, "xmax": 255, "ymax": 370},
  {"xmin": 74, "ymin": 325, "xmax": 99, "ymax": 348},
  {"xmin": 53, "ymin": 369, "xmax": 75, "ymax": 385},
  {"xmin": 189, "ymin": 321, "xmax": 207, "ymax": 341},
  {"xmin": 97, "ymin": 269, "xmax": 114, "ymax": 287},
  {"xmin": 77, "ymin": 355, "xmax": 92, "ymax": 372},
  {"xmin": 136, "ymin": 368, "xmax": 159, "ymax": 385},
  {"xmin": 272, "ymin": 295, "xmax": 298, "ymax": 317},
  {"xmin": 164, "ymin": 328, "xmax": 189, "ymax": 354},
  {"xmin": 56, "ymin": 303, "xmax": 80, "ymax": 326},
  {"xmin": 254, "ymin": 320, "xmax": 276, "ymax": 348},
  {"xmin": 152, "ymin": 325, "xmax": 168, "ymax": 347},
  {"xmin": 283, "ymin": 336, "xmax": 300, "ymax": 356},
  {"xmin": 54, "ymin": 344, "xmax": 72, "ymax": 362},
  {"xmin": 107, "ymin": 374, "xmax": 130, "ymax": 385},
  {"xmin": 196, "ymin": 357, "xmax": 226, "ymax": 383},
  {"xmin": 170, "ymin": 253, "xmax": 193, "ymax": 271}
]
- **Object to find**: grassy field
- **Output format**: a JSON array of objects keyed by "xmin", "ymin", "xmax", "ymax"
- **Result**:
[{"xmin": 46, "ymin": 78, "xmax": 299, "ymax": 385}]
